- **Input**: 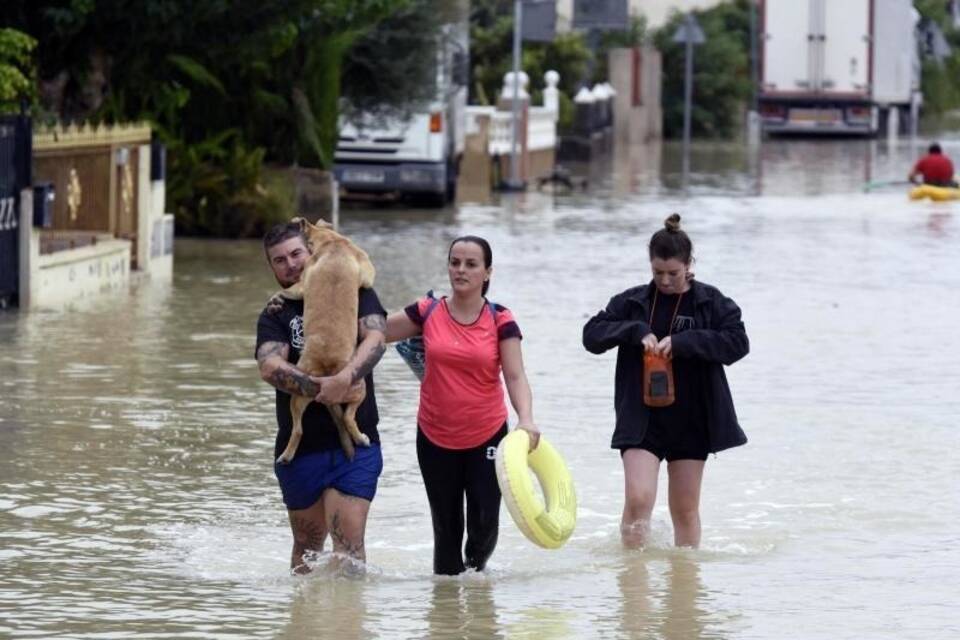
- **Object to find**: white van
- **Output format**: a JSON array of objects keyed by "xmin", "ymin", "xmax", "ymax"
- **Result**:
[{"xmin": 334, "ymin": 21, "xmax": 468, "ymax": 206}]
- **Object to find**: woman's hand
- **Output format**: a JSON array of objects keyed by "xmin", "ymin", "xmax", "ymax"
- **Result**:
[
  {"xmin": 655, "ymin": 336, "xmax": 673, "ymax": 358},
  {"xmin": 517, "ymin": 424, "xmax": 540, "ymax": 451},
  {"xmin": 641, "ymin": 332, "xmax": 659, "ymax": 353}
]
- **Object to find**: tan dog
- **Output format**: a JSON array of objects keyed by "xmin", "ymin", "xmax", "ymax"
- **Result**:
[{"xmin": 276, "ymin": 217, "xmax": 376, "ymax": 464}]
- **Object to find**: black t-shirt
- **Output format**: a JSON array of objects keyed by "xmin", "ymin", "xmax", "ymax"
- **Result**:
[
  {"xmin": 255, "ymin": 287, "xmax": 387, "ymax": 459},
  {"xmin": 648, "ymin": 291, "xmax": 707, "ymax": 432}
]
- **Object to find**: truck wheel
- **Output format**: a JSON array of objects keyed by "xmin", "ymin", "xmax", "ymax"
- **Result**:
[{"xmin": 899, "ymin": 106, "xmax": 911, "ymax": 135}]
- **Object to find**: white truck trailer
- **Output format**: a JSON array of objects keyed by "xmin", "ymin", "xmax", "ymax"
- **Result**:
[
  {"xmin": 333, "ymin": 20, "xmax": 468, "ymax": 206},
  {"xmin": 758, "ymin": 0, "xmax": 921, "ymax": 135}
]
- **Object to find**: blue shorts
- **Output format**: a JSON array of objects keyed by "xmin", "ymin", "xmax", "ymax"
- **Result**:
[{"xmin": 274, "ymin": 444, "xmax": 383, "ymax": 510}]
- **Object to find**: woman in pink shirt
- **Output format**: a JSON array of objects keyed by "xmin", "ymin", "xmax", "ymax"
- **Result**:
[{"xmin": 387, "ymin": 236, "xmax": 540, "ymax": 575}]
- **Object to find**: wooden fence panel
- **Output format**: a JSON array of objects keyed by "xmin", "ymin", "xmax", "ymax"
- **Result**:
[{"xmin": 33, "ymin": 148, "xmax": 113, "ymax": 232}]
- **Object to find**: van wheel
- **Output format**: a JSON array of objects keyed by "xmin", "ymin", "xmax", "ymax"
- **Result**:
[{"xmin": 445, "ymin": 157, "xmax": 460, "ymax": 204}]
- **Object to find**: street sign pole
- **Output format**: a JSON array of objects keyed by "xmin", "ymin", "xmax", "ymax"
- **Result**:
[{"xmin": 672, "ymin": 13, "xmax": 705, "ymax": 193}]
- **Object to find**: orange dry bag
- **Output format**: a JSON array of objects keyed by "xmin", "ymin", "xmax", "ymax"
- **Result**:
[
  {"xmin": 642, "ymin": 288, "xmax": 683, "ymax": 408},
  {"xmin": 643, "ymin": 352, "xmax": 675, "ymax": 407}
]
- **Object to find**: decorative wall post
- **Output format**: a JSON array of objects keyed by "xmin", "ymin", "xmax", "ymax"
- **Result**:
[
  {"xmin": 17, "ymin": 188, "xmax": 36, "ymax": 309},
  {"xmin": 543, "ymin": 70, "xmax": 561, "ymax": 118},
  {"xmin": 136, "ymin": 143, "xmax": 151, "ymax": 272},
  {"xmin": 573, "ymin": 86, "xmax": 596, "ymax": 137},
  {"xmin": 603, "ymin": 82, "xmax": 616, "ymax": 128},
  {"xmin": 591, "ymin": 84, "xmax": 609, "ymax": 130}
]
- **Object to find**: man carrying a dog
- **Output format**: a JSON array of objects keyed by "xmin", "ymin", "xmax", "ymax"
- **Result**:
[{"xmin": 255, "ymin": 221, "xmax": 387, "ymax": 573}]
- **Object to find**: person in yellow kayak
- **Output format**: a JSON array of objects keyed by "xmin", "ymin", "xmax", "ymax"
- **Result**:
[{"xmin": 908, "ymin": 143, "xmax": 957, "ymax": 187}]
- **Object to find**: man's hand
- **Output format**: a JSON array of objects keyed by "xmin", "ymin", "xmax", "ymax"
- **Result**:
[{"xmin": 313, "ymin": 373, "xmax": 363, "ymax": 405}]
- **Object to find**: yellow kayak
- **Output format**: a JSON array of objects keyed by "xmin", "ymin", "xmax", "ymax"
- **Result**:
[{"xmin": 909, "ymin": 184, "xmax": 960, "ymax": 201}]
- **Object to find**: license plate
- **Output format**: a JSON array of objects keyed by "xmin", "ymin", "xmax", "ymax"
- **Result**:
[
  {"xmin": 343, "ymin": 169, "xmax": 385, "ymax": 184},
  {"xmin": 789, "ymin": 108, "xmax": 841, "ymax": 124}
]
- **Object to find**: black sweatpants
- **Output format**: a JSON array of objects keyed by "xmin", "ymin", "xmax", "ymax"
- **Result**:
[{"xmin": 416, "ymin": 424, "xmax": 507, "ymax": 575}]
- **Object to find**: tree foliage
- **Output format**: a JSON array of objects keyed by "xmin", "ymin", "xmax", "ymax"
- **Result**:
[
  {"xmin": 2, "ymin": 0, "xmax": 446, "ymax": 235},
  {"xmin": 341, "ymin": 0, "xmax": 447, "ymax": 126},
  {"xmin": 0, "ymin": 28, "xmax": 37, "ymax": 113},
  {"xmin": 915, "ymin": 0, "xmax": 960, "ymax": 117},
  {"xmin": 914, "ymin": 0, "xmax": 952, "ymax": 25},
  {"xmin": 653, "ymin": 1, "xmax": 752, "ymax": 138},
  {"xmin": 469, "ymin": 0, "xmax": 592, "ymax": 106}
]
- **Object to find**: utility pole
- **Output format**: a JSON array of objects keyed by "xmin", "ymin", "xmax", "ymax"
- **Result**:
[
  {"xmin": 506, "ymin": 0, "xmax": 524, "ymax": 190},
  {"xmin": 749, "ymin": 0, "xmax": 758, "ymax": 112},
  {"xmin": 747, "ymin": 0, "xmax": 761, "ymax": 146}
]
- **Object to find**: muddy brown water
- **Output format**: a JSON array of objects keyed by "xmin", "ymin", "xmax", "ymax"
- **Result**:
[{"xmin": 1, "ymin": 138, "xmax": 958, "ymax": 638}]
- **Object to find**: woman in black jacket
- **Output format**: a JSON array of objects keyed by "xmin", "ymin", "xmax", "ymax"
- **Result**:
[{"xmin": 582, "ymin": 214, "xmax": 748, "ymax": 549}]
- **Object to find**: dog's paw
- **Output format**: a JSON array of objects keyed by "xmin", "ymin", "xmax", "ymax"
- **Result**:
[{"xmin": 266, "ymin": 292, "xmax": 285, "ymax": 315}]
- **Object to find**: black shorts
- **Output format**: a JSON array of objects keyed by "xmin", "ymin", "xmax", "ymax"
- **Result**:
[
  {"xmin": 620, "ymin": 443, "xmax": 708, "ymax": 462},
  {"xmin": 620, "ymin": 419, "xmax": 710, "ymax": 462}
]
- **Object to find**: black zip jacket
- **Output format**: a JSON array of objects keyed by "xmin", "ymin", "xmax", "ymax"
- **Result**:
[{"xmin": 582, "ymin": 279, "xmax": 749, "ymax": 453}]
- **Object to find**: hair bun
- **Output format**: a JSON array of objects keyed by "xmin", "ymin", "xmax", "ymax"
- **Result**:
[{"xmin": 664, "ymin": 213, "xmax": 682, "ymax": 232}]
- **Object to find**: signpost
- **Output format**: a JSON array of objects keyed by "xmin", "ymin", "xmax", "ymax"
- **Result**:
[
  {"xmin": 504, "ymin": 0, "xmax": 558, "ymax": 191},
  {"xmin": 521, "ymin": 0, "xmax": 556, "ymax": 42},
  {"xmin": 672, "ymin": 13, "xmax": 705, "ymax": 191},
  {"xmin": 572, "ymin": 0, "xmax": 628, "ymax": 29}
]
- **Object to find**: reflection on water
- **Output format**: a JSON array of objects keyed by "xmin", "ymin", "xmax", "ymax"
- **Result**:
[
  {"xmin": 426, "ymin": 579, "xmax": 502, "ymax": 639},
  {"xmin": 2, "ymin": 137, "xmax": 959, "ymax": 638},
  {"xmin": 280, "ymin": 575, "xmax": 370, "ymax": 640},
  {"xmin": 619, "ymin": 552, "xmax": 712, "ymax": 640}
]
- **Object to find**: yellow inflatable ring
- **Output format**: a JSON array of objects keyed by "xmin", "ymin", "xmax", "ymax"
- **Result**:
[{"xmin": 495, "ymin": 430, "xmax": 577, "ymax": 549}]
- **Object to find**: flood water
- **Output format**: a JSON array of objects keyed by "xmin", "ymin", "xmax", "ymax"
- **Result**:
[{"xmin": 2, "ymin": 138, "xmax": 959, "ymax": 639}]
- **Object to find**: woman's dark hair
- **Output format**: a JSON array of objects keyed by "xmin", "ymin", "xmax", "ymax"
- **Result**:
[
  {"xmin": 929, "ymin": 142, "xmax": 942, "ymax": 154},
  {"xmin": 448, "ymin": 235, "xmax": 493, "ymax": 296},
  {"xmin": 648, "ymin": 213, "xmax": 693, "ymax": 264}
]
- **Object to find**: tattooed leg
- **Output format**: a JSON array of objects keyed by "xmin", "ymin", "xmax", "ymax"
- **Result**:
[
  {"xmin": 287, "ymin": 499, "xmax": 328, "ymax": 574},
  {"xmin": 323, "ymin": 488, "xmax": 372, "ymax": 571}
]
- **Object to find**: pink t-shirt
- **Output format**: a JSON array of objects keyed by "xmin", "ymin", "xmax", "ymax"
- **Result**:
[{"xmin": 405, "ymin": 297, "xmax": 522, "ymax": 449}]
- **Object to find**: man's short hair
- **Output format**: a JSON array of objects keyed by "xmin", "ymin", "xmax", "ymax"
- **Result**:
[
  {"xmin": 263, "ymin": 222, "xmax": 304, "ymax": 253},
  {"xmin": 929, "ymin": 143, "xmax": 942, "ymax": 154}
]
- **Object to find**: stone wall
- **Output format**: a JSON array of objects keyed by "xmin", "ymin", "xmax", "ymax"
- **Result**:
[{"xmin": 608, "ymin": 47, "xmax": 663, "ymax": 144}]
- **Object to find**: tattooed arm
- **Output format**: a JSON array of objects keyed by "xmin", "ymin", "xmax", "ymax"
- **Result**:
[
  {"xmin": 256, "ymin": 341, "xmax": 319, "ymax": 397},
  {"xmin": 352, "ymin": 314, "xmax": 388, "ymax": 382},
  {"xmin": 314, "ymin": 314, "xmax": 387, "ymax": 405}
]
